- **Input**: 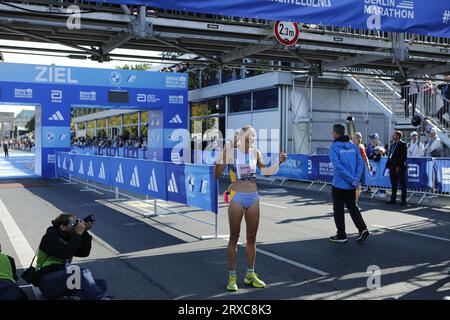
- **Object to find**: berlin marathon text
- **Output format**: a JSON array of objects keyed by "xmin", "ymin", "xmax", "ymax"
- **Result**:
[{"xmin": 364, "ymin": 0, "xmax": 415, "ymax": 20}]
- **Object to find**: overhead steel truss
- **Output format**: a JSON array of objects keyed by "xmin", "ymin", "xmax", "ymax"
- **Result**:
[{"xmin": 0, "ymin": 0, "xmax": 449, "ymax": 78}]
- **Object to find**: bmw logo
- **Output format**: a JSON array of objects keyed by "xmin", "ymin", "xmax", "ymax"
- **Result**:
[
  {"xmin": 47, "ymin": 132, "xmax": 55, "ymax": 141},
  {"xmin": 187, "ymin": 174, "xmax": 196, "ymax": 195},
  {"xmin": 110, "ymin": 71, "xmax": 122, "ymax": 85}
]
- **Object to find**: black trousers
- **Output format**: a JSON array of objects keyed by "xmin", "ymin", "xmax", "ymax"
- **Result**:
[
  {"xmin": 332, "ymin": 187, "xmax": 367, "ymax": 238},
  {"xmin": 389, "ymin": 166, "xmax": 407, "ymax": 203}
]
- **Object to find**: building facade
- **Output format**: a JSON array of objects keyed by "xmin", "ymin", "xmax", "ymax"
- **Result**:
[{"xmin": 189, "ymin": 71, "xmax": 391, "ymax": 156}]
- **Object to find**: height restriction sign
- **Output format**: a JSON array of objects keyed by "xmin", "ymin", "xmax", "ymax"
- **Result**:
[{"xmin": 274, "ymin": 21, "xmax": 300, "ymax": 46}]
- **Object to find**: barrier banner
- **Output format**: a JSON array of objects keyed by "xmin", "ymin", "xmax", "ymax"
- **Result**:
[
  {"xmin": 56, "ymin": 153, "xmax": 69, "ymax": 176},
  {"xmin": 184, "ymin": 164, "xmax": 218, "ymax": 213},
  {"xmin": 144, "ymin": 161, "xmax": 168, "ymax": 200},
  {"xmin": 110, "ymin": 156, "xmax": 133, "ymax": 189},
  {"xmin": 364, "ymin": 158, "xmax": 391, "ymax": 188},
  {"xmin": 139, "ymin": 148, "xmax": 147, "ymax": 159},
  {"xmin": 124, "ymin": 147, "xmax": 139, "ymax": 159},
  {"xmin": 309, "ymin": 155, "xmax": 333, "ymax": 182},
  {"xmin": 73, "ymin": 154, "xmax": 88, "ymax": 180},
  {"xmin": 434, "ymin": 159, "xmax": 450, "ymax": 193},
  {"xmin": 406, "ymin": 157, "xmax": 433, "ymax": 190},
  {"xmin": 165, "ymin": 162, "xmax": 187, "ymax": 205},
  {"xmin": 84, "ymin": 157, "xmax": 98, "ymax": 182},
  {"xmin": 106, "ymin": 148, "xmax": 118, "ymax": 157},
  {"xmin": 92, "ymin": 156, "xmax": 112, "ymax": 185},
  {"xmin": 101, "ymin": 0, "xmax": 450, "ymax": 39},
  {"xmin": 276, "ymin": 154, "xmax": 309, "ymax": 180}
]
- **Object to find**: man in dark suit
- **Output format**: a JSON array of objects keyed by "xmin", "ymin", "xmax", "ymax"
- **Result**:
[{"xmin": 386, "ymin": 131, "xmax": 408, "ymax": 206}]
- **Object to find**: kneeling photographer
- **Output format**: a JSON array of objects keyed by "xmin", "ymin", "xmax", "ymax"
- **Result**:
[{"xmin": 32, "ymin": 213, "xmax": 110, "ymax": 300}]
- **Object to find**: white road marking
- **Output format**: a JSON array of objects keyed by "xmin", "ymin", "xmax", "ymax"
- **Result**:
[
  {"xmin": 88, "ymin": 230, "xmax": 120, "ymax": 256},
  {"xmin": 372, "ymin": 224, "xmax": 450, "ymax": 243},
  {"xmin": 255, "ymin": 247, "xmax": 329, "ymax": 276},
  {"xmin": 260, "ymin": 201, "xmax": 288, "ymax": 210},
  {"xmin": 0, "ymin": 199, "xmax": 42, "ymax": 299},
  {"xmin": 222, "ymin": 239, "xmax": 329, "ymax": 276}
]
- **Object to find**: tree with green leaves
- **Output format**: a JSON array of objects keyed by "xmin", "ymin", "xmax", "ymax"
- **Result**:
[{"xmin": 25, "ymin": 115, "xmax": 35, "ymax": 132}]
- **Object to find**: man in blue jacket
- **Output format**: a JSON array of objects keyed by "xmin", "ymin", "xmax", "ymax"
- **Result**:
[{"xmin": 329, "ymin": 124, "xmax": 369, "ymax": 243}]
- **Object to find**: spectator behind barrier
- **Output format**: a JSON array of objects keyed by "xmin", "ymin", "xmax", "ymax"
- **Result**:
[
  {"xmin": 367, "ymin": 132, "xmax": 383, "ymax": 161},
  {"xmin": 407, "ymin": 131, "xmax": 425, "ymax": 157},
  {"xmin": 0, "ymin": 244, "xmax": 26, "ymax": 300},
  {"xmin": 367, "ymin": 133, "xmax": 385, "ymax": 162},
  {"xmin": 424, "ymin": 128, "xmax": 443, "ymax": 157},
  {"xmin": 33, "ymin": 213, "xmax": 111, "ymax": 300}
]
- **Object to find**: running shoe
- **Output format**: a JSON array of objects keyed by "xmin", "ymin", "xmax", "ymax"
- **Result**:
[
  {"xmin": 226, "ymin": 274, "xmax": 238, "ymax": 291},
  {"xmin": 329, "ymin": 235, "xmax": 348, "ymax": 243},
  {"xmin": 357, "ymin": 229, "xmax": 369, "ymax": 243},
  {"xmin": 244, "ymin": 273, "xmax": 266, "ymax": 288}
]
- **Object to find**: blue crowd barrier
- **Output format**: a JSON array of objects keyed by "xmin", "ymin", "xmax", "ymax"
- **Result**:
[
  {"xmin": 271, "ymin": 154, "xmax": 436, "ymax": 192},
  {"xmin": 67, "ymin": 147, "xmax": 446, "ymax": 195},
  {"xmin": 123, "ymin": 147, "xmax": 139, "ymax": 159},
  {"xmin": 275, "ymin": 154, "xmax": 309, "ymax": 181},
  {"xmin": 56, "ymin": 152, "xmax": 218, "ymax": 213},
  {"xmin": 72, "ymin": 146, "xmax": 144, "ymax": 158},
  {"xmin": 434, "ymin": 158, "xmax": 450, "ymax": 193}
]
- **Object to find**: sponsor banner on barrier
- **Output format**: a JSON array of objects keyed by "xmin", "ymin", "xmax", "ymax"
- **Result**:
[
  {"xmin": 95, "ymin": 157, "xmax": 111, "ymax": 185},
  {"xmin": 309, "ymin": 155, "xmax": 334, "ymax": 182},
  {"xmin": 73, "ymin": 154, "xmax": 88, "ymax": 180},
  {"xmin": 106, "ymin": 148, "xmax": 119, "ymax": 157},
  {"xmin": 406, "ymin": 158, "xmax": 433, "ymax": 190},
  {"xmin": 110, "ymin": 157, "xmax": 130, "ymax": 188},
  {"xmin": 276, "ymin": 154, "xmax": 309, "ymax": 180},
  {"xmin": 124, "ymin": 147, "xmax": 139, "ymax": 159},
  {"xmin": 434, "ymin": 159, "xmax": 450, "ymax": 193},
  {"xmin": 166, "ymin": 162, "xmax": 187, "ymax": 204},
  {"xmin": 184, "ymin": 164, "xmax": 218, "ymax": 213},
  {"xmin": 365, "ymin": 158, "xmax": 391, "ymax": 188},
  {"xmin": 145, "ymin": 161, "xmax": 168, "ymax": 200},
  {"xmin": 56, "ymin": 153, "xmax": 68, "ymax": 175}
]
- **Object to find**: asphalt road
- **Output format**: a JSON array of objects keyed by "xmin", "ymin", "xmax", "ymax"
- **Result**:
[{"xmin": 0, "ymin": 175, "xmax": 449, "ymax": 300}]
